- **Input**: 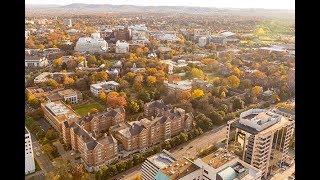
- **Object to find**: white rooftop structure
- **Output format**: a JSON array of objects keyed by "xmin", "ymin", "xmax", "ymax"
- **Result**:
[
  {"xmin": 45, "ymin": 101, "xmax": 69, "ymax": 116},
  {"xmin": 239, "ymin": 109, "xmax": 281, "ymax": 131},
  {"xmin": 164, "ymin": 80, "xmax": 192, "ymax": 91},
  {"xmin": 148, "ymin": 151, "xmax": 176, "ymax": 169},
  {"xmin": 221, "ymin": 31, "xmax": 236, "ymax": 37},
  {"xmin": 74, "ymin": 36, "xmax": 108, "ymax": 53}
]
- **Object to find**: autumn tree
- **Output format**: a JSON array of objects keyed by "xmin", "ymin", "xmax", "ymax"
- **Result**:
[
  {"xmin": 63, "ymin": 76, "xmax": 75, "ymax": 86},
  {"xmin": 133, "ymin": 74, "xmax": 144, "ymax": 90},
  {"xmin": 135, "ymin": 47, "xmax": 143, "ymax": 56},
  {"xmin": 98, "ymin": 91, "xmax": 107, "ymax": 101},
  {"xmin": 252, "ymin": 86, "xmax": 263, "ymax": 97},
  {"xmin": 192, "ymin": 89, "xmax": 205, "ymax": 99},
  {"xmin": 46, "ymin": 79, "xmax": 59, "ymax": 89},
  {"xmin": 127, "ymin": 100, "xmax": 140, "ymax": 114},
  {"xmin": 53, "ymin": 58, "xmax": 62, "ymax": 68},
  {"xmin": 26, "ymin": 93, "xmax": 41, "ymax": 108},
  {"xmin": 106, "ymin": 91, "xmax": 127, "ymax": 108},
  {"xmin": 146, "ymin": 76, "xmax": 157, "ymax": 86},
  {"xmin": 232, "ymin": 67, "xmax": 242, "ymax": 77},
  {"xmin": 227, "ymin": 75, "xmax": 240, "ymax": 89},
  {"xmin": 190, "ymin": 67, "xmax": 204, "ymax": 79}
]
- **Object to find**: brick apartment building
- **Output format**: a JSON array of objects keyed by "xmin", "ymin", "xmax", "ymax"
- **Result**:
[
  {"xmin": 61, "ymin": 108, "xmax": 125, "ymax": 171},
  {"xmin": 114, "ymin": 100, "xmax": 193, "ymax": 152}
]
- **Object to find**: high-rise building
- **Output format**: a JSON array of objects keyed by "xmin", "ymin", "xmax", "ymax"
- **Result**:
[
  {"xmin": 25, "ymin": 127, "xmax": 35, "ymax": 175},
  {"xmin": 226, "ymin": 108, "xmax": 295, "ymax": 178}
]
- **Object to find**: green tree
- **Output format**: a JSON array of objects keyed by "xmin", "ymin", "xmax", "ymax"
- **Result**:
[
  {"xmin": 232, "ymin": 97, "xmax": 245, "ymax": 110},
  {"xmin": 195, "ymin": 113, "xmax": 213, "ymax": 132},
  {"xmin": 209, "ymin": 111, "xmax": 224, "ymax": 125},
  {"xmin": 128, "ymin": 100, "xmax": 140, "ymax": 114},
  {"xmin": 45, "ymin": 129, "xmax": 59, "ymax": 141}
]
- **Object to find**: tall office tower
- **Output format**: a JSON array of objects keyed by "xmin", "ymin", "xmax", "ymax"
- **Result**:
[{"xmin": 226, "ymin": 108, "xmax": 294, "ymax": 178}]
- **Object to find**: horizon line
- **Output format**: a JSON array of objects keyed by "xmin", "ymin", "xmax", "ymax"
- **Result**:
[{"xmin": 25, "ymin": 3, "xmax": 295, "ymax": 11}]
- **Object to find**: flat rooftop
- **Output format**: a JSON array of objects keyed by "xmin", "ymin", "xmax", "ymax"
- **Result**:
[
  {"xmin": 160, "ymin": 158, "xmax": 200, "ymax": 179},
  {"xmin": 236, "ymin": 109, "xmax": 293, "ymax": 134},
  {"xmin": 58, "ymin": 89, "xmax": 77, "ymax": 97},
  {"xmin": 147, "ymin": 150, "xmax": 176, "ymax": 169},
  {"xmin": 239, "ymin": 109, "xmax": 281, "ymax": 132},
  {"xmin": 201, "ymin": 149, "xmax": 236, "ymax": 169},
  {"xmin": 44, "ymin": 101, "xmax": 79, "ymax": 123}
]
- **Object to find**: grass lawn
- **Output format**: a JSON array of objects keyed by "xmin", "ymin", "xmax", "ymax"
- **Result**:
[{"xmin": 74, "ymin": 102, "xmax": 105, "ymax": 117}]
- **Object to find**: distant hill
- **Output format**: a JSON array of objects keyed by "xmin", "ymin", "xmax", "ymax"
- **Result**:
[{"xmin": 25, "ymin": 3, "xmax": 294, "ymax": 18}]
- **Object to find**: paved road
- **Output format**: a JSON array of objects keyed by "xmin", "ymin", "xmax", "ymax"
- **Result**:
[
  {"xmin": 111, "ymin": 165, "xmax": 141, "ymax": 180},
  {"xmin": 171, "ymin": 125, "xmax": 227, "ymax": 159},
  {"xmin": 111, "ymin": 125, "xmax": 228, "ymax": 180},
  {"xmin": 31, "ymin": 134, "xmax": 54, "ymax": 173},
  {"xmin": 52, "ymin": 141, "xmax": 78, "ymax": 163},
  {"xmin": 271, "ymin": 164, "xmax": 295, "ymax": 180}
]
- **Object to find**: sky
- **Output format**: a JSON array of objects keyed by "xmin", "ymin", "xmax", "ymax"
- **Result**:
[{"xmin": 26, "ymin": 0, "xmax": 295, "ymax": 10}]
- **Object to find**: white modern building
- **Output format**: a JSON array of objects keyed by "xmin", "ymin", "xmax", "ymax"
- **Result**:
[
  {"xmin": 115, "ymin": 40, "xmax": 129, "ymax": 53},
  {"xmin": 74, "ymin": 33, "xmax": 108, "ymax": 53},
  {"xmin": 141, "ymin": 150, "xmax": 176, "ymax": 180},
  {"xmin": 155, "ymin": 33, "xmax": 180, "ymax": 42},
  {"xmin": 90, "ymin": 81, "xmax": 120, "ymax": 96},
  {"xmin": 228, "ymin": 108, "xmax": 295, "ymax": 178},
  {"xmin": 25, "ymin": 127, "xmax": 36, "ymax": 175}
]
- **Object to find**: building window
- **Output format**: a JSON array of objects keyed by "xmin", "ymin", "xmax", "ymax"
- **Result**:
[{"xmin": 204, "ymin": 169, "xmax": 208, "ymax": 174}]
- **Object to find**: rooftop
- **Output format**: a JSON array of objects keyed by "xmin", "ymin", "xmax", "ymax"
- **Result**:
[
  {"xmin": 44, "ymin": 101, "xmax": 79, "ymax": 124},
  {"xmin": 236, "ymin": 109, "xmax": 293, "ymax": 134},
  {"xmin": 57, "ymin": 89, "xmax": 77, "ymax": 97},
  {"xmin": 239, "ymin": 109, "xmax": 281, "ymax": 132},
  {"xmin": 164, "ymin": 80, "xmax": 192, "ymax": 90},
  {"xmin": 147, "ymin": 150, "xmax": 176, "ymax": 169},
  {"xmin": 160, "ymin": 158, "xmax": 200, "ymax": 179},
  {"xmin": 201, "ymin": 149, "xmax": 236, "ymax": 169}
]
